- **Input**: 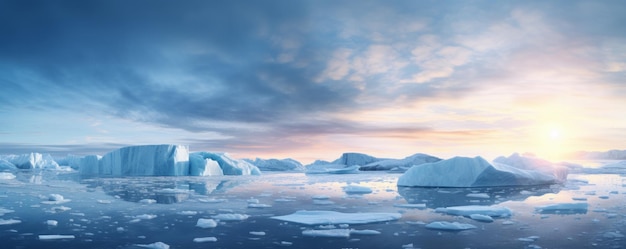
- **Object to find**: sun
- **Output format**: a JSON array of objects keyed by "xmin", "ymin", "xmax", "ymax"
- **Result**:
[
  {"xmin": 549, "ymin": 128, "xmax": 561, "ymax": 140},
  {"xmin": 533, "ymin": 123, "xmax": 569, "ymax": 161}
]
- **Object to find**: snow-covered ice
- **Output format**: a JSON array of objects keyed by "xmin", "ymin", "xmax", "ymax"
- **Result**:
[
  {"xmin": 469, "ymin": 214, "xmax": 494, "ymax": 222},
  {"xmin": 136, "ymin": 242, "xmax": 170, "ymax": 249},
  {"xmin": 193, "ymin": 237, "xmax": 217, "ymax": 242},
  {"xmin": 38, "ymin": 235, "xmax": 75, "ymax": 240},
  {"xmin": 302, "ymin": 229, "xmax": 351, "ymax": 238},
  {"xmin": 189, "ymin": 153, "xmax": 223, "ymax": 176},
  {"xmin": 191, "ymin": 152, "xmax": 261, "ymax": 175},
  {"xmin": 98, "ymin": 145, "xmax": 190, "ymax": 176},
  {"xmin": 271, "ymin": 210, "xmax": 401, "ymax": 225}
]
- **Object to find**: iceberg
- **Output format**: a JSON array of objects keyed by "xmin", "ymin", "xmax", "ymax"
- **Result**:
[
  {"xmin": 0, "ymin": 159, "xmax": 17, "ymax": 171},
  {"xmin": 56, "ymin": 154, "xmax": 83, "ymax": 169},
  {"xmin": 78, "ymin": 155, "xmax": 102, "ymax": 176},
  {"xmin": 360, "ymin": 153, "xmax": 441, "ymax": 171},
  {"xmin": 397, "ymin": 156, "xmax": 565, "ymax": 187},
  {"xmin": 305, "ymin": 163, "xmax": 360, "ymax": 174},
  {"xmin": 271, "ymin": 210, "xmax": 401, "ymax": 225},
  {"xmin": 331, "ymin": 152, "xmax": 383, "ymax": 166},
  {"xmin": 1, "ymin": 153, "xmax": 59, "ymax": 169},
  {"xmin": 191, "ymin": 152, "xmax": 260, "ymax": 175},
  {"xmin": 493, "ymin": 153, "xmax": 568, "ymax": 182},
  {"xmin": 98, "ymin": 145, "xmax": 189, "ymax": 176},
  {"xmin": 244, "ymin": 158, "xmax": 304, "ymax": 172},
  {"xmin": 189, "ymin": 153, "xmax": 223, "ymax": 176}
]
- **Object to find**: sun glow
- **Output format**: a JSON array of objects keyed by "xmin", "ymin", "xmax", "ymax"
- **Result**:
[{"xmin": 534, "ymin": 123, "xmax": 569, "ymax": 161}]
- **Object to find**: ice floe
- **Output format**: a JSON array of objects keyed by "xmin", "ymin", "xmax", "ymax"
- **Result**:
[
  {"xmin": 136, "ymin": 242, "xmax": 170, "ymax": 249},
  {"xmin": 303, "ymin": 229, "xmax": 351, "ymax": 238},
  {"xmin": 196, "ymin": 218, "xmax": 217, "ymax": 228},
  {"xmin": 211, "ymin": 213, "xmax": 249, "ymax": 221},
  {"xmin": 0, "ymin": 172, "xmax": 16, "ymax": 180},
  {"xmin": 271, "ymin": 210, "xmax": 401, "ymax": 225},
  {"xmin": 425, "ymin": 221, "xmax": 477, "ymax": 231},
  {"xmin": 193, "ymin": 237, "xmax": 217, "ymax": 242},
  {"xmin": 0, "ymin": 219, "xmax": 21, "ymax": 225},
  {"xmin": 38, "ymin": 235, "xmax": 75, "ymax": 240},
  {"xmin": 342, "ymin": 185, "xmax": 373, "ymax": 194}
]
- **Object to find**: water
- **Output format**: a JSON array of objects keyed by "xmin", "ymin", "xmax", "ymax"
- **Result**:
[{"xmin": 1, "ymin": 170, "xmax": 625, "ymax": 248}]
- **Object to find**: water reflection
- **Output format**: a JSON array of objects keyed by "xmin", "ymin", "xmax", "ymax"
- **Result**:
[
  {"xmin": 81, "ymin": 177, "xmax": 237, "ymax": 204},
  {"xmin": 397, "ymin": 184, "xmax": 562, "ymax": 208}
]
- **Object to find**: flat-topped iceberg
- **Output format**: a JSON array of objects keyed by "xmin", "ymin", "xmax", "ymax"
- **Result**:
[
  {"xmin": 244, "ymin": 158, "xmax": 304, "ymax": 172},
  {"xmin": 271, "ymin": 210, "xmax": 401, "ymax": 225},
  {"xmin": 97, "ymin": 145, "xmax": 189, "ymax": 176},
  {"xmin": 398, "ymin": 156, "xmax": 567, "ymax": 187},
  {"xmin": 493, "ymin": 153, "xmax": 568, "ymax": 182}
]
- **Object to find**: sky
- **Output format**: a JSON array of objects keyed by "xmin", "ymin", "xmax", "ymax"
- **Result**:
[{"xmin": 1, "ymin": 0, "xmax": 625, "ymax": 163}]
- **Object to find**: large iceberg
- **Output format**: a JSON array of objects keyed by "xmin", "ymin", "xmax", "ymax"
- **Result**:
[
  {"xmin": 244, "ymin": 158, "xmax": 304, "ymax": 172},
  {"xmin": 190, "ymin": 152, "xmax": 260, "ymax": 176},
  {"xmin": 189, "ymin": 153, "xmax": 223, "ymax": 176},
  {"xmin": 78, "ymin": 155, "xmax": 102, "ymax": 176},
  {"xmin": 1, "ymin": 153, "xmax": 60, "ymax": 169},
  {"xmin": 98, "ymin": 145, "xmax": 190, "ymax": 176},
  {"xmin": 331, "ymin": 152, "xmax": 383, "ymax": 166},
  {"xmin": 397, "ymin": 156, "xmax": 566, "ymax": 187},
  {"xmin": 0, "ymin": 159, "xmax": 17, "ymax": 171},
  {"xmin": 360, "ymin": 153, "xmax": 441, "ymax": 171},
  {"xmin": 493, "ymin": 153, "xmax": 568, "ymax": 182}
]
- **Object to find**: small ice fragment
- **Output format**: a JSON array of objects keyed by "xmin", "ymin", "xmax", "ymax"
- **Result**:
[
  {"xmin": 38, "ymin": 235, "xmax": 75, "ymax": 240},
  {"xmin": 435, "ymin": 205, "xmax": 512, "ymax": 217},
  {"xmin": 247, "ymin": 198, "xmax": 259, "ymax": 204},
  {"xmin": 425, "ymin": 221, "xmax": 477, "ymax": 231},
  {"xmin": 603, "ymin": 231, "xmax": 624, "ymax": 238},
  {"xmin": 402, "ymin": 243, "xmax": 415, "ymax": 248},
  {"xmin": 51, "ymin": 206, "xmax": 71, "ymax": 212},
  {"xmin": 0, "ymin": 207, "xmax": 15, "ymax": 216},
  {"xmin": 177, "ymin": 211, "xmax": 198, "ymax": 215},
  {"xmin": 48, "ymin": 194, "xmax": 64, "ymax": 202},
  {"xmin": 0, "ymin": 219, "xmax": 21, "ymax": 225},
  {"xmin": 271, "ymin": 210, "xmax": 401, "ymax": 225},
  {"xmin": 279, "ymin": 241, "xmax": 292, "ymax": 246},
  {"xmin": 572, "ymin": 197, "xmax": 587, "ymax": 201},
  {"xmin": 211, "ymin": 213, "xmax": 249, "ymax": 221},
  {"xmin": 350, "ymin": 229, "xmax": 381, "ymax": 235},
  {"xmin": 116, "ymin": 227, "xmax": 125, "ymax": 232},
  {"xmin": 249, "ymin": 231, "xmax": 266, "ymax": 236},
  {"xmin": 598, "ymin": 196, "xmax": 609, "ymax": 199},
  {"xmin": 135, "ymin": 241, "xmax": 170, "ymax": 249},
  {"xmin": 135, "ymin": 214, "xmax": 157, "ymax": 220},
  {"xmin": 97, "ymin": 200, "xmax": 112, "ymax": 204},
  {"xmin": 274, "ymin": 198, "xmax": 294, "ymax": 202},
  {"xmin": 302, "ymin": 229, "xmax": 351, "ymax": 238},
  {"xmin": 198, "ymin": 198, "xmax": 226, "ymax": 203},
  {"xmin": 139, "ymin": 199, "xmax": 157, "ymax": 204},
  {"xmin": 466, "ymin": 193, "xmax": 490, "ymax": 199},
  {"xmin": 535, "ymin": 203, "xmax": 588, "ymax": 214},
  {"xmin": 46, "ymin": 220, "xmax": 58, "ymax": 226},
  {"xmin": 469, "ymin": 214, "xmax": 494, "ymax": 222},
  {"xmin": 193, "ymin": 237, "xmax": 217, "ymax": 242},
  {"xmin": 520, "ymin": 190, "xmax": 534, "ymax": 195},
  {"xmin": 502, "ymin": 220, "xmax": 515, "ymax": 225},
  {"xmin": 196, "ymin": 218, "xmax": 217, "ymax": 228}
]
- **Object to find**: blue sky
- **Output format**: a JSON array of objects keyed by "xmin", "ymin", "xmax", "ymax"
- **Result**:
[{"xmin": 1, "ymin": 0, "xmax": 625, "ymax": 163}]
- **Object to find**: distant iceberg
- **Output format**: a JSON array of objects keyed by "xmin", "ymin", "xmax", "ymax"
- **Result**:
[
  {"xmin": 398, "ymin": 156, "xmax": 567, "ymax": 187},
  {"xmin": 0, "ymin": 153, "xmax": 60, "ymax": 170},
  {"xmin": 191, "ymin": 152, "xmax": 260, "ymax": 176},
  {"xmin": 96, "ymin": 145, "xmax": 190, "ymax": 176},
  {"xmin": 360, "ymin": 153, "xmax": 441, "ymax": 171}
]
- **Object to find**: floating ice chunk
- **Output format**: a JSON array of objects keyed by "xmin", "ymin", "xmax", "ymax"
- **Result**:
[
  {"xmin": 402, "ymin": 243, "xmax": 415, "ymax": 248},
  {"xmin": 41, "ymin": 194, "xmax": 70, "ymax": 205},
  {"xmin": 350, "ymin": 229, "xmax": 381, "ymax": 235},
  {"xmin": 250, "ymin": 231, "xmax": 266, "ymax": 236},
  {"xmin": 278, "ymin": 241, "xmax": 293, "ymax": 246},
  {"xmin": 271, "ymin": 210, "xmax": 401, "ymax": 225},
  {"xmin": 46, "ymin": 220, "xmax": 58, "ymax": 226},
  {"xmin": 135, "ymin": 242, "xmax": 170, "ymax": 249},
  {"xmin": 572, "ymin": 197, "xmax": 587, "ymax": 201},
  {"xmin": 139, "ymin": 199, "xmax": 157, "ymax": 204},
  {"xmin": 469, "ymin": 214, "xmax": 494, "ymax": 222},
  {"xmin": 603, "ymin": 231, "xmax": 625, "ymax": 238},
  {"xmin": 135, "ymin": 214, "xmax": 157, "ymax": 220},
  {"xmin": 0, "ymin": 219, "xmax": 21, "ymax": 225},
  {"xmin": 0, "ymin": 207, "xmax": 15, "ymax": 216},
  {"xmin": 198, "ymin": 198, "xmax": 226, "ymax": 203},
  {"xmin": 38, "ymin": 235, "xmax": 75, "ymax": 240},
  {"xmin": 518, "ymin": 236, "xmax": 540, "ymax": 242},
  {"xmin": 274, "ymin": 198, "xmax": 295, "ymax": 202},
  {"xmin": 598, "ymin": 195, "xmax": 609, "ymax": 199},
  {"xmin": 360, "ymin": 153, "xmax": 441, "ymax": 171},
  {"xmin": 302, "ymin": 229, "xmax": 351, "ymax": 238},
  {"xmin": 193, "ymin": 237, "xmax": 217, "ymax": 242},
  {"xmin": 97, "ymin": 200, "xmax": 113, "ymax": 204},
  {"xmin": 312, "ymin": 195, "xmax": 330, "ymax": 200},
  {"xmin": 0, "ymin": 172, "xmax": 16, "ymax": 180},
  {"xmin": 425, "ymin": 221, "xmax": 477, "ymax": 231},
  {"xmin": 51, "ymin": 206, "xmax": 71, "ymax": 212},
  {"xmin": 535, "ymin": 203, "xmax": 588, "ymax": 214},
  {"xmin": 196, "ymin": 218, "xmax": 217, "ymax": 228},
  {"xmin": 247, "ymin": 198, "xmax": 259, "ymax": 204},
  {"xmin": 394, "ymin": 203, "xmax": 427, "ymax": 209},
  {"xmin": 3, "ymin": 153, "xmax": 59, "ymax": 169},
  {"xmin": 435, "ymin": 205, "xmax": 512, "ymax": 217},
  {"xmin": 177, "ymin": 211, "xmax": 198, "ymax": 215},
  {"xmin": 466, "ymin": 193, "xmax": 490, "ymax": 199},
  {"xmin": 343, "ymin": 185, "xmax": 373, "ymax": 194},
  {"xmin": 211, "ymin": 214, "xmax": 249, "ymax": 221}
]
